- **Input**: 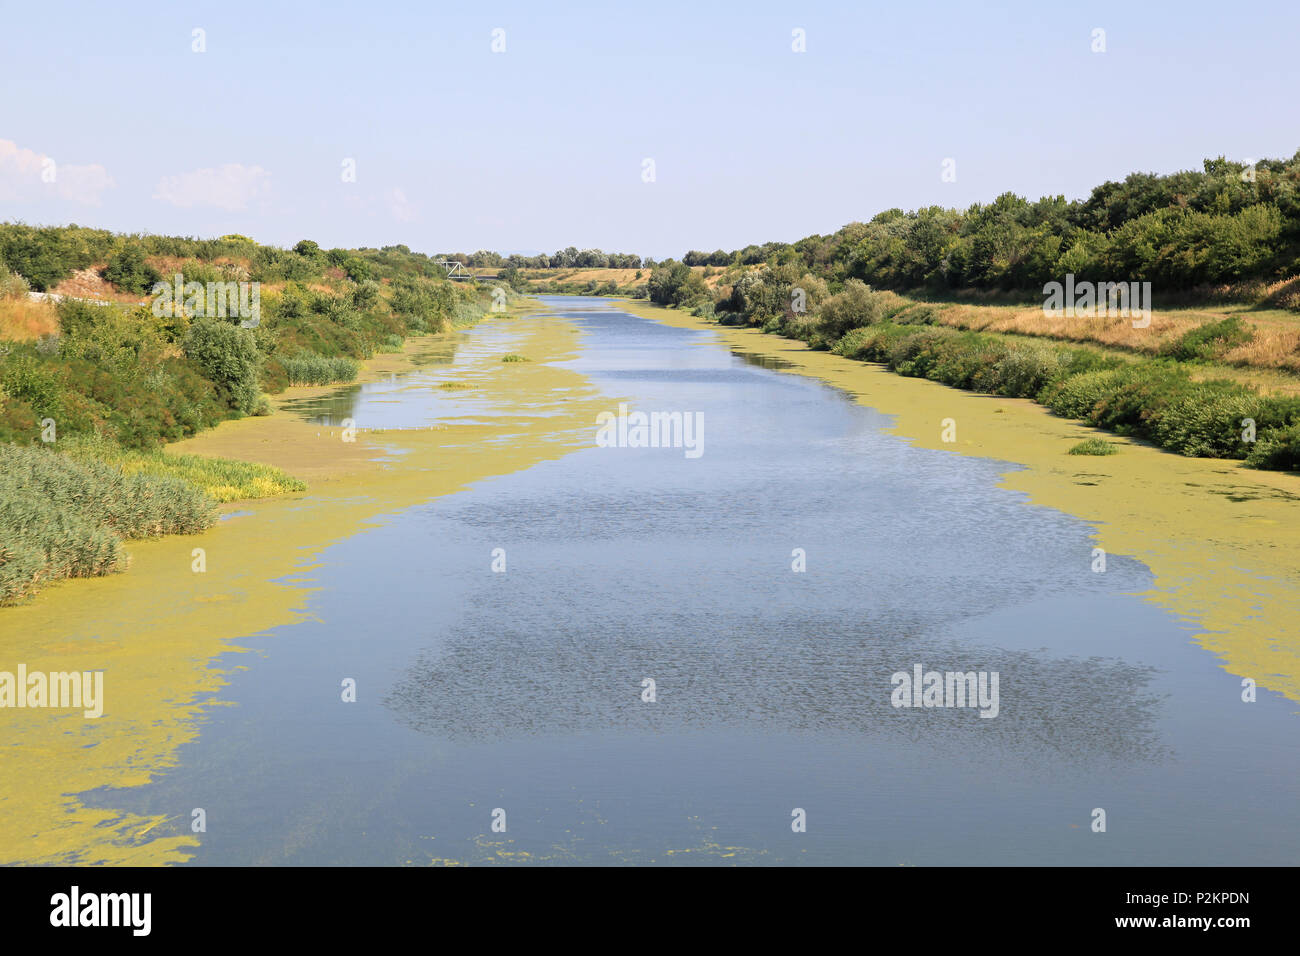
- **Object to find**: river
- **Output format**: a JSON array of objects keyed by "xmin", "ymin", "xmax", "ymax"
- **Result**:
[{"xmin": 72, "ymin": 296, "xmax": 1300, "ymax": 865}]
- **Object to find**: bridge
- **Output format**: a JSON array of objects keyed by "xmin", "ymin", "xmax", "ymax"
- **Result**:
[{"xmin": 435, "ymin": 259, "xmax": 498, "ymax": 282}]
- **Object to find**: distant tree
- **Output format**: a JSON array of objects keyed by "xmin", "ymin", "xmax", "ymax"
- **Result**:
[{"xmin": 103, "ymin": 245, "xmax": 162, "ymax": 295}]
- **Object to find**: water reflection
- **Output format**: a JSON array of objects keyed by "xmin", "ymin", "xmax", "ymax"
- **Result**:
[{"xmin": 387, "ymin": 624, "xmax": 1166, "ymax": 764}]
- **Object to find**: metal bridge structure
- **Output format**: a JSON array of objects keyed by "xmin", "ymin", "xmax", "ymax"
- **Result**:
[{"xmin": 435, "ymin": 259, "xmax": 498, "ymax": 282}]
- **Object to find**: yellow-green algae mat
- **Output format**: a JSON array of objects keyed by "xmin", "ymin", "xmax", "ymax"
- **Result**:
[{"xmin": 0, "ymin": 308, "xmax": 619, "ymax": 865}]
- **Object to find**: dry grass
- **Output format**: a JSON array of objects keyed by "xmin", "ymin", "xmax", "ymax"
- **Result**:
[
  {"xmin": 930, "ymin": 302, "xmax": 1300, "ymax": 373},
  {"xmin": 0, "ymin": 297, "xmax": 59, "ymax": 341},
  {"xmin": 513, "ymin": 267, "xmax": 646, "ymax": 286}
]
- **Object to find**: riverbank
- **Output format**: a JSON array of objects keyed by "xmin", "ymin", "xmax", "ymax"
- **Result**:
[
  {"xmin": 0, "ymin": 300, "xmax": 621, "ymax": 865},
  {"xmin": 619, "ymin": 298, "xmax": 1300, "ymax": 708}
]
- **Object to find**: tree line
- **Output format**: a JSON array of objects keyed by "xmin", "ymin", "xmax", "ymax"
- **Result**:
[{"xmin": 670, "ymin": 153, "xmax": 1300, "ymax": 295}]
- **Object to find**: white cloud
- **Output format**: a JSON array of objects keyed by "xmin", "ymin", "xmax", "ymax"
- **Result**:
[
  {"xmin": 0, "ymin": 139, "xmax": 116, "ymax": 205},
  {"xmin": 152, "ymin": 163, "xmax": 271, "ymax": 210}
]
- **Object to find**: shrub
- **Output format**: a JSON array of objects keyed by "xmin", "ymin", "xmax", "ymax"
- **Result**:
[
  {"xmin": 501, "ymin": 353, "xmax": 529, "ymax": 363},
  {"xmin": 102, "ymin": 246, "xmax": 162, "ymax": 295},
  {"xmin": 176, "ymin": 261, "xmax": 223, "ymax": 285},
  {"xmin": 1041, "ymin": 368, "xmax": 1136, "ymax": 420},
  {"xmin": 1245, "ymin": 422, "xmax": 1300, "ymax": 471},
  {"xmin": 815, "ymin": 279, "xmax": 888, "ymax": 339},
  {"xmin": 993, "ymin": 343, "xmax": 1069, "ymax": 398},
  {"xmin": 353, "ymin": 280, "xmax": 382, "ymax": 311},
  {"xmin": 1162, "ymin": 316, "xmax": 1254, "ymax": 361},
  {"xmin": 0, "ymin": 348, "xmax": 64, "ymax": 418},
  {"xmin": 923, "ymin": 332, "xmax": 1009, "ymax": 391},
  {"xmin": 183, "ymin": 318, "xmax": 261, "ymax": 414},
  {"xmin": 0, "ymin": 226, "xmax": 92, "ymax": 291},
  {"xmin": 1087, "ymin": 365, "xmax": 1191, "ymax": 436},
  {"xmin": 1150, "ymin": 384, "xmax": 1266, "ymax": 457},
  {"xmin": 0, "ymin": 264, "xmax": 31, "ymax": 299},
  {"xmin": 831, "ymin": 323, "xmax": 913, "ymax": 361},
  {"xmin": 781, "ymin": 313, "xmax": 822, "ymax": 344}
]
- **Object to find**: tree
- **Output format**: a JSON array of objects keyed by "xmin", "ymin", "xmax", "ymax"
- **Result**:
[
  {"xmin": 183, "ymin": 318, "xmax": 260, "ymax": 414},
  {"xmin": 103, "ymin": 245, "xmax": 162, "ymax": 295}
]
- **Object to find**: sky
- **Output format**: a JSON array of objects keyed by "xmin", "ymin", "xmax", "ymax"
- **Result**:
[{"xmin": 1, "ymin": 0, "xmax": 1298, "ymax": 260}]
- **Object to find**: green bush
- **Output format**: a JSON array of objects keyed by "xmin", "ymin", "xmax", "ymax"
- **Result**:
[
  {"xmin": 894, "ymin": 304, "xmax": 939, "ymax": 325},
  {"xmin": 1245, "ymin": 422, "xmax": 1300, "ymax": 471},
  {"xmin": 353, "ymin": 280, "xmax": 382, "ymax": 311},
  {"xmin": 183, "ymin": 318, "xmax": 261, "ymax": 414},
  {"xmin": 816, "ymin": 280, "xmax": 895, "ymax": 339},
  {"xmin": 0, "ymin": 264, "xmax": 31, "ymax": 298},
  {"xmin": 831, "ymin": 323, "xmax": 912, "ymax": 362},
  {"xmin": 1041, "ymin": 368, "xmax": 1136, "ymax": 420},
  {"xmin": 1161, "ymin": 317, "xmax": 1254, "ymax": 361},
  {"xmin": 102, "ymin": 245, "xmax": 162, "ymax": 295},
  {"xmin": 1086, "ymin": 366, "xmax": 1191, "ymax": 435},
  {"xmin": 993, "ymin": 343, "xmax": 1069, "ymax": 398},
  {"xmin": 0, "ymin": 349, "xmax": 64, "ymax": 418},
  {"xmin": 1149, "ymin": 384, "xmax": 1266, "ymax": 457},
  {"xmin": 0, "ymin": 225, "xmax": 94, "ymax": 291}
]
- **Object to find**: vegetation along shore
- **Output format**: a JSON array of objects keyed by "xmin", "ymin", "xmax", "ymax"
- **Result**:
[{"xmin": 0, "ymin": 229, "xmax": 505, "ymax": 603}]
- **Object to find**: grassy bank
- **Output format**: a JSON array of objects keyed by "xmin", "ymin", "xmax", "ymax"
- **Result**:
[
  {"xmin": 819, "ymin": 318, "xmax": 1300, "ymax": 470},
  {"xmin": 0, "ymin": 233, "xmax": 505, "ymax": 451},
  {"xmin": 0, "ymin": 439, "xmax": 306, "ymax": 606},
  {"xmin": 625, "ymin": 271, "xmax": 1299, "ymax": 472},
  {"xmin": 0, "ymin": 229, "xmax": 527, "ymax": 605}
]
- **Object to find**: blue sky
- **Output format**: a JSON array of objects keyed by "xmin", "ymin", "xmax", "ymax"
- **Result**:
[{"xmin": 1, "ymin": 0, "xmax": 1297, "ymax": 259}]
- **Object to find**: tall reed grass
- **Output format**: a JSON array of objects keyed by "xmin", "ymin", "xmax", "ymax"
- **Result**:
[{"xmin": 0, "ymin": 443, "xmax": 218, "ymax": 604}]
